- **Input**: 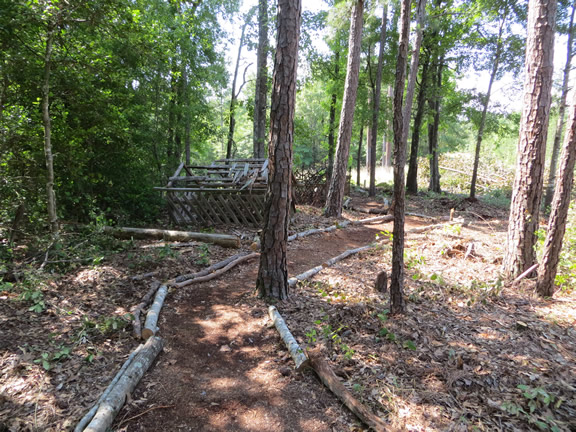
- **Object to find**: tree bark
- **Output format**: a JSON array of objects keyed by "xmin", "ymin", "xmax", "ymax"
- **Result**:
[
  {"xmin": 406, "ymin": 53, "xmax": 430, "ymax": 194},
  {"xmin": 256, "ymin": 0, "xmax": 301, "ymax": 300},
  {"xmin": 389, "ymin": 0, "xmax": 411, "ymax": 315},
  {"xmin": 402, "ymin": 0, "xmax": 427, "ymax": 148},
  {"xmin": 536, "ymin": 88, "xmax": 576, "ymax": 296},
  {"xmin": 327, "ymin": 53, "xmax": 340, "ymax": 181},
  {"xmin": 42, "ymin": 24, "xmax": 59, "ymax": 237},
  {"xmin": 503, "ymin": 0, "xmax": 556, "ymax": 279},
  {"xmin": 542, "ymin": 0, "xmax": 575, "ymax": 211},
  {"xmin": 356, "ymin": 124, "xmax": 364, "ymax": 186},
  {"xmin": 253, "ymin": 0, "xmax": 269, "ymax": 159},
  {"xmin": 324, "ymin": 0, "xmax": 364, "ymax": 217},
  {"xmin": 368, "ymin": 5, "xmax": 388, "ymax": 197},
  {"xmin": 470, "ymin": 14, "xmax": 507, "ymax": 200}
]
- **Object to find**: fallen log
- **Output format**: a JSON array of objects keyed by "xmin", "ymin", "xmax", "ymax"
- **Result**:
[
  {"xmin": 308, "ymin": 348, "xmax": 387, "ymax": 432},
  {"xmin": 74, "ymin": 345, "xmax": 144, "ymax": 432},
  {"xmin": 142, "ymin": 285, "xmax": 168, "ymax": 340},
  {"xmin": 103, "ymin": 227, "xmax": 240, "ymax": 248},
  {"xmin": 172, "ymin": 253, "xmax": 259, "ymax": 288},
  {"xmin": 132, "ymin": 282, "xmax": 161, "ymax": 339},
  {"xmin": 83, "ymin": 336, "xmax": 164, "ymax": 432},
  {"xmin": 268, "ymin": 306, "xmax": 309, "ymax": 371}
]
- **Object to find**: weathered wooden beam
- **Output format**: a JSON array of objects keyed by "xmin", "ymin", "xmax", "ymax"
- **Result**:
[{"xmin": 268, "ymin": 306, "xmax": 309, "ymax": 371}]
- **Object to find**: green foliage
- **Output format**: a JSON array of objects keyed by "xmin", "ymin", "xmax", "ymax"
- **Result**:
[
  {"xmin": 195, "ymin": 243, "xmax": 211, "ymax": 265},
  {"xmin": 499, "ymin": 385, "xmax": 564, "ymax": 432},
  {"xmin": 306, "ymin": 315, "xmax": 354, "ymax": 360}
]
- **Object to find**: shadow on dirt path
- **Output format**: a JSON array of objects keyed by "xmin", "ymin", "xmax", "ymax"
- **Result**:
[{"xmin": 114, "ymin": 219, "xmax": 427, "ymax": 431}]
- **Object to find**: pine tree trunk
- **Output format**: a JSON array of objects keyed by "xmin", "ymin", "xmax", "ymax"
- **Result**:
[
  {"xmin": 536, "ymin": 89, "xmax": 576, "ymax": 297},
  {"xmin": 406, "ymin": 53, "xmax": 429, "ymax": 194},
  {"xmin": 253, "ymin": 0, "xmax": 269, "ymax": 159},
  {"xmin": 42, "ymin": 25, "xmax": 58, "ymax": 237},
  {"xmin": 327, "ymin": 53, "xmax": 340, "ymax": 181},
  {"xmin": 470, "ymin": 15, "xmax": 506, "ymax": 200},
  {"xmin": 543, "ymin": 1, "xmax": 575, "ymax": 211},
  {"xmin": 357, "ymin": 125, "xmax": 364, "ymax": 187},
  {"xmin": 256, "ymin": 0, "xmax": 301, "ymax": 300},
  {"xmin": 390, "ymin": 0, "xmax": 411, "ymax": 315},
  {"xmin": 401, "ymin": 0, "xmax": 426, "ymax": 147},
  {"xmin": 368, "ymin": 5, "xmax": 388, "ymax": 197},
  {"xmin": 325, "ymin": 0, "xmax": 364, "ymax": 217},
  {"xmin": 427, "ymin": 57, "xmax": 443, "ymax": 194},
  {"xmin": 503, "ymin": 0, "xmax": 556, "ymax": 279}
]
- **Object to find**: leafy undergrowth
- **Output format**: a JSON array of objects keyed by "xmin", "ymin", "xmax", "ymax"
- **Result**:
[{"xmin": 280, "ymin": 217, "xmax": 576, "ymax": 431}]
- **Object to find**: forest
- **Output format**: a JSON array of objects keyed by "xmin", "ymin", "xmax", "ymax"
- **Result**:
[{"xmin": 1, "ymin": 0, "xmax": 575, "ymax": 431}]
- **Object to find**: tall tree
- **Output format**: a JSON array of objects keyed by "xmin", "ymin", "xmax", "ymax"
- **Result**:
[
  {"xmin": 469, "ymin": 10, "xmax": 508, "ymax": 200},
  {"xmin": 406, "ymin": 52, "xmax": 430, "ymax": 194},
  {"xmin": 536, "ymin": 87, "xmax": 576, "ymax": 297},
  {"xmin": 389, "ymin": 0, "xmax": 411, "ymax": 315},
  {"xmin": 256, "ymin": 0, "xmax": 301, "ymax": 300},
  {"xmin": 543, "ymin": 0, "xmax": 576, "ymax": 210},
  {"xmin": 427, "ymin": 54, "xmax": 444, "ymax": 193},
  {"xmin": 253, "ymin": 0, "xmax": 269, "ymax": 159},
  {"xmin": 226, "ymin": 10, "xmax": 253, "ymax": 160},
  {"xmin": 367, "ymin": 4, "xmax": 388, "ymax": 196},
  {"xmin": 402, "ymin": 0, "xmax": 427, "ymax": 148},
  {"xmin": 502, "ymin": 0, "xmax": 556, "ymax": 279},
  {"xmin": 324, "ymin": 0, "xmax": 364, "ymax": 217}
]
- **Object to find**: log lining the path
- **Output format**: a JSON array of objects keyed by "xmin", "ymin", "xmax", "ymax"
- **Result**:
[
  {"xmin": 78, "ymin": 336, "xmax": 164, "ymax": 432},
  {"xmin": 142, "ymin": 285, "xmax": 168, "ymax": 340},
  {"xmin": 104, "ymin": 226, "xmax": 240, "ymax": 248}
]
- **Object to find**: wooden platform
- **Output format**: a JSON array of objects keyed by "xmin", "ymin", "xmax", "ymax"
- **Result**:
[{"xmin": 156, "ymin": 159, "xmax": 268, "ymax": 226}]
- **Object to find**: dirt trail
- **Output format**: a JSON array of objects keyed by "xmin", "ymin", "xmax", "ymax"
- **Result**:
[{"xmin": 113, "ymin": 219, "xmax": 416, "ymax": 431}]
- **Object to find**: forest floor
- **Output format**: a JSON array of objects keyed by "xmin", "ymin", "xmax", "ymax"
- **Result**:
[{"xmin": 1, "ymin": 192, "xmax": 575, "ymax": 431}]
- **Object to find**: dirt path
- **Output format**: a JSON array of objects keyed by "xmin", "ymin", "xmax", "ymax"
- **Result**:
[{"xmin": 113, "ymin": 220, "xmax": 408, "ymax": 431}]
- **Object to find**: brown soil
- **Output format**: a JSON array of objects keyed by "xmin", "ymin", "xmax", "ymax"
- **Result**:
[{"xmin": 1, "ymin": 195, "xmax": 575, "ymax": 431}]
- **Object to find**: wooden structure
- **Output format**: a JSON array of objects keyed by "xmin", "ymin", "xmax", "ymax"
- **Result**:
[{"xmin": 156, "ymin": 158, "xmax": 268, "ymax": 226}]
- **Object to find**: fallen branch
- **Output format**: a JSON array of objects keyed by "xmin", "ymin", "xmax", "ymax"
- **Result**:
[
  {"xmin": 288, "ymin": 243, "xmax": 376, "ymax": 288},
  {"xmin": 132, "ymin": 282, "xmax": 161, "ymax": 339},
  {"xmin": 173, "ymin": 252, "xmax": 253, "ymax": 283},
  {"xmin": 142, "ymin": 285, "xmax": 168, "ymax": 340},
  {"xmin": 116, "ymin": 405, "xmax": 174, "ymax": 427},
  {"xmin": 103, "ymin": 227, "xmax": 240, "ymax": 248},
  {"xmin": 349, "ymin": 206, "xmax": 388, "ymax": 215},
  {"xmin": 83, "ymin": 336, "xmax": 164, "ymax": 432},
  {"xmin": 171, "ymin": 253, "xmax": 259, "ymax": 288},
  {"xmin": 268, "ymin": 306, "xmax": 309, "ymax": 371},
  {"xmin": 287, "ymin": 215, "xmax": 393, "ymax": 242},
  {"xmin": 74, "ymin": 345, "xmax": 144, "ymax": 432},
  {"xmin": 288, "ymin": 220, "xmax": 454, "ymax": 288},
  {"xmin": 307, "ymin": 348, "xmax": 387, "ymax": 432},
  {"xmin": 512, "ymin": 263, "xmax": 539, "ymax": 285}
]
